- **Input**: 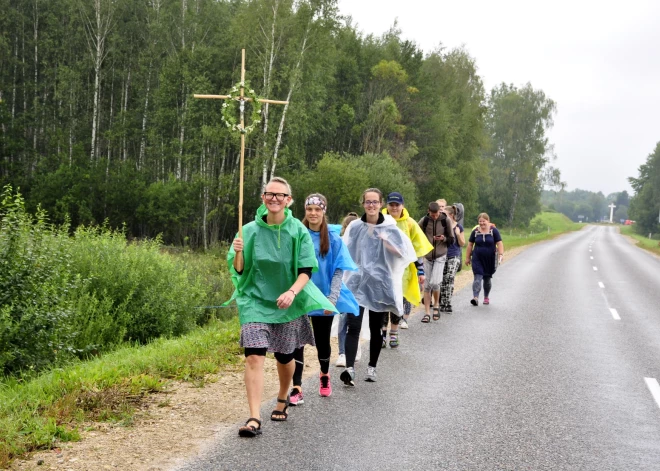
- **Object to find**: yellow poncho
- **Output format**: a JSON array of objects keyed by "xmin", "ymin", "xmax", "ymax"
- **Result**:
[{"xmin": 382, "ymin": 208, "xmax": 433, "ymax": 305}]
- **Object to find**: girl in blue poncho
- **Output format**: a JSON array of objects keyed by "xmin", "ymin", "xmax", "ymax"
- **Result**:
[{"xmin": 289, "ymin": 194, "xmax": 359, "ymax": 405}]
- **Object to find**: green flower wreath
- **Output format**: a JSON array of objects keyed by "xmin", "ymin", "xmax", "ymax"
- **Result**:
[{"xmin": 220, "ymin": 81, "xmax": 262, "ymax": 135}]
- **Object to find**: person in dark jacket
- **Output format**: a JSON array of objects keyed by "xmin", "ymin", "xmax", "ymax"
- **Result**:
[{"xmin": 418, "ymin": 201, "xmax": 454, "ymax": 322}]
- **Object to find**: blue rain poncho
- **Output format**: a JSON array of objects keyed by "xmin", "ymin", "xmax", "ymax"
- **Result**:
[
  {"xmin": 307, "ymin": 225, "xmax": 360, "ymax": 316},
  {"xmin": 227, "ymin": 204, "xmax": 338, "ymax": 325},
  {"xmin": 342, "ymin": 214, "xmax": 417, "ymax": 315}
]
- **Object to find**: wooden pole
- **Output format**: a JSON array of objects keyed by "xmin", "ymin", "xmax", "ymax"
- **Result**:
[
  {"xmin": 193, "ymin": 49, "xmax": 289, "ymax": 240},
  {"xmin": 238, "ymin": 49, "xmax": 246, "ymax": 238}
]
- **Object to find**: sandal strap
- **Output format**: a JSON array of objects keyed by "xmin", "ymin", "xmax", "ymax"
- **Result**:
[
  {"xmin": 277, "ymin": 397, "xmax": 289, "ymax": 404},
  {"xmin": 245, "ymin": 417, "xmax": 261, "ymax": 427}
]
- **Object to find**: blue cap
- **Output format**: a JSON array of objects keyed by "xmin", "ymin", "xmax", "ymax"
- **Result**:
[{"xmin": 387, "ymin": 192, "xmax": 404, "ymax": 204}]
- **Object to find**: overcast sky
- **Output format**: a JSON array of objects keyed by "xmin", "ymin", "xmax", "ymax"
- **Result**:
[{"xmin": 336, "ymin": 0, "xmax": 660, "ymax": 197}]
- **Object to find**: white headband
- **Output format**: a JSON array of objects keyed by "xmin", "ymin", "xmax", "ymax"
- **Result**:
[{"xmin": 305, "ymin": 196, "xmax": 326, "ymax": 213}]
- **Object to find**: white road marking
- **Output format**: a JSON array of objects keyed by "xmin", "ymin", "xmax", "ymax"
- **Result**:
[
  {"xmin": 609, "ymin": 308, "xmax": 620, "ymax": 320},
  {"xmin": 593, "ymin": 266, "xmax": 598, "ymax": 271},
  {"xmin": 598, "ymin": 282, "xmax": 605, "ymax": 288},
  {"xmin": 645, "ymin": 378, "xmax": 660, "ymax": 409}
]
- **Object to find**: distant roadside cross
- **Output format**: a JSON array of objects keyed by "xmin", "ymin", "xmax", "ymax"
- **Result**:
[
  {"xmin": 193, "ymin": 49, "xmax": 288, "ymax": 237},
  {"xmin": 608, "ymin": 203, "xmax": 616, "ymax": 223}
]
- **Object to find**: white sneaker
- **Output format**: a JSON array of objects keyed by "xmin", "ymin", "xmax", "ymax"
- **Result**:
[
  {"xmin": 335, "ymin": 354, "xmax": 346, "ymax": 367},
  {"xmin": 355, "ymin": 343, "xmax": 362, "ymax": 362},
  {"xmin": 400, "ymin": 318, "xmax": 409, "ymax": 329},
  {"xmin": 365, "ymin": 366, "xmax": 377, "ymax": 382}
]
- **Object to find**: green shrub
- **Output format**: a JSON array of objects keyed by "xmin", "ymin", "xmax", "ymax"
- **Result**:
[
  {"xmin": 67, "ymin": 225, "xmax": 208, "ymax": 346},
  {"xmin": 0, "ymin": 186, "xmax": 80, "ymax": 373},
  {"xmin": 0, "ymin": 185, "xmax": 229, "ymax": 376}
]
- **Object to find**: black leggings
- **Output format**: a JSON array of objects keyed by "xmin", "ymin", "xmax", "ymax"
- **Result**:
[
  {"xmin": 244, "ymin": 347, "xmax": 294, "ymax": 365},
  {"xmin": 292, "ymin": 315, "xmax": 333, "ymax": 387},
  {"xmin": 345, "ymin": 306, "xmax": 387, "ymax": 369}
]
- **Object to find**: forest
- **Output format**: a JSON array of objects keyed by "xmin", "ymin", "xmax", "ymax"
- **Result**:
[{"xmin": 0, "ymin": 0, "xmax": 562, "ymax": 247}]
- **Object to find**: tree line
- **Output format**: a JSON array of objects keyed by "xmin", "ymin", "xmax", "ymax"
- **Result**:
[
  {"xmin": 629, "ymin": 142, "xmax": 660, "ymax": 235},
  {"xmin": 542, "ymin": 189, "xmax": 630, "ymax": 223},
  {"xmin": 0, "ymin": 0, "xmax": 559, "ymax": 247}
]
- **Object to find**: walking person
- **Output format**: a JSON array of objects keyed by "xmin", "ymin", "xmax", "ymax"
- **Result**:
[
  {"xmin": 290, "ymin": 195, "xmax": 359, "ymax": 405},
  {"xmin": 228, "ymin": 177, "xmax": 337, "ymax": 437},
  {"xmin": 340, "ymin": 188, "xmax": 416, "ymax": 384},
  {"xmin": 465, "ymin": 213, "xmax": 504, "ymax": 306},
  {"xmin": 380, "ymin": 192, "xmax": 432, "ymax": 345},
  {"xmin": 335, "ymin": 212, "xmax": 361, "ymax": 368},
  {"xmin": 418, "ymin": 201, "xmax": 454, "ymax": 322},
  {"xmin": 438, "ymin": 205, "xmax": 465, "ymax": 313}
]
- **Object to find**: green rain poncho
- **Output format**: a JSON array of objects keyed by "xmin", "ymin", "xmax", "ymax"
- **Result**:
[{"xmin": 227, "ymin": 204, "xmax": 338, "ymax": 325}]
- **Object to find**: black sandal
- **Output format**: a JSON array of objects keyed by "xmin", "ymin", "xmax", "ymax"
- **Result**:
[
  {"xmin": 432, "ymin": 307, "xmax": 440, "ymax": 321},
  {"xmin": 270, "ymin": 396, "xmax": 289, "ymax": 421},
  {"xmin": 238, "ymin": 417, "xmax": 262, "ymax": 437},
  {"xmin": 421, "ymin": 314, "xmax": 431, "ymax": 323}
]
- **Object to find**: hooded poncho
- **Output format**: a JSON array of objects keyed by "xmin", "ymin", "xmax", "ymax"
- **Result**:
[
  {"xmin": 306, "ymin": 225, "xmax": 360, "ymax": 316},
  {"xmin": 382, "ymin": 207, "xmax": 433, "ymax": 306},
  {"xmin": 227, "ymin": 204, "xmax": 338, "ymax": 325},
  {"xmin": 342, "ymin": 214, "xmax": 417, "ymax": 315}
]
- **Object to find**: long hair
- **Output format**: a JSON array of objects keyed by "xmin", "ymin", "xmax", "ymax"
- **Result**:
[
  {"xmin": 302, "ymin": 193, "xmax": 330, "ymax": 257},
  {"xmin": 340, "ymin": 212, "xmax": 359, "ymax": 236}
]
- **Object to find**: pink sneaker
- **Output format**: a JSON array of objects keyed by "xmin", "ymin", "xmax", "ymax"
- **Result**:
[
  {"xmin": 319, "ymin": 373, "xmax": 332, "ymax": 397},
  {"xmin": 483, "ymin": 297, "xmax": 490, "ymax": 305},
  {"xmin": 289, "ymin": 387, "xmax": 304, "ymax": 406}
]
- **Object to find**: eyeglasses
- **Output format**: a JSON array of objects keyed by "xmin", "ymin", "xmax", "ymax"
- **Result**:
[
  {"xmin": 263, "ymin": 192, "xmax": 289, "ymax": 201},
  {"xmin": 363, "ymin": 200, "xmax": 380, "ymax": 207}
]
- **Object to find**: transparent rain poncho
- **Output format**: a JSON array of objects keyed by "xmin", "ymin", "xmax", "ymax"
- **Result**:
[
  {"xmin": 381, "ymin": 207, "xmax": 433, "ymax": 306},
  {"xmin": 342, "ymin": 214, "xmax": 417, "ymax": 315},
  {"xmin": 227, "ymin": 204, "xmax": 338, "ymax": 325}
]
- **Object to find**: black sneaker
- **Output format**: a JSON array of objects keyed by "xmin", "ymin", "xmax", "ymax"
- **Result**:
[
  {"xmin": 439, "ymin": 306, "xmax": 447, "ymax": 312},
  {"xmin": 340, "ymin": 367, "xmax": 355, "ymax": 386},
  {"xmin": 446, "ymin": 305, "xmax": 453, "ymax": 313}
]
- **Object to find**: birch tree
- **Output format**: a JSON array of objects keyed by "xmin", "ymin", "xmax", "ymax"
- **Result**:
[
  {"xmin": 79, "ymin": 0, "xmax": 114, "ymax": 162},
  {"xmin": 481, "ymin": 83, "xmax": 556, "ymax": 226}
]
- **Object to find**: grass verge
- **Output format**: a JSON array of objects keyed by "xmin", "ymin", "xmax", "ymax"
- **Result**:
[
  {"xmin": 498, "ymin": 211, "xmax": 582, "ymax": 250},
  {"xmin": 460, "ymin": 211, "xmax": 582, "ymax": 261},
  {"xmin": 0, "ymin": 317, "xmax": 241, "ymax": 468},
  {"xmin": 620, "ymin": 225, "xmax": 660, "ymax": 256}
]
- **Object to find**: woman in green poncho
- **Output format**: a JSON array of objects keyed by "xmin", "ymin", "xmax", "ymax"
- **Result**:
[{"xmin": 228, "ymin": 177, "xmax": 337, "ymax": 438}]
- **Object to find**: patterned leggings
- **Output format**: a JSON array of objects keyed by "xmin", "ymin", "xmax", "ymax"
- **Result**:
[
  {"xmin": 472, "ymin": 274, "xmax": 492, "ymax": 298},
  {"xmin": 440, "ymin": 257, "xmax": 461, "ymax": 308}
]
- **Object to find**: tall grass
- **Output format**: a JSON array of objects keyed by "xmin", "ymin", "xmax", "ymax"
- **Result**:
[{"xmin": 0, "ymin": 185, "xmax": 235, "ymax": 376}]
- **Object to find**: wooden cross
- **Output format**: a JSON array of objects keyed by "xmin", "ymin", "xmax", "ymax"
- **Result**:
[{"xmin": 194, "ymin": 49, "xmax": 288, "ymax": 237}]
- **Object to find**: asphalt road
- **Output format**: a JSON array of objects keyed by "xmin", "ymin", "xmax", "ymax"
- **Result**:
[{"xmin": 177, "ymin": 225, "xmax": 660, "ymax": 471}]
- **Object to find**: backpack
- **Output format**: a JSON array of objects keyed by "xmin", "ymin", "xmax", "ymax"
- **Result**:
[
  {"xmin": 452, "ymin": 203, "xmax": 465, "ymax": 271},
  {"xmin": 453, "ymin": 203, "xmax": 465, "ymax": 228},
  {"xmin": 421, "ymin": 213, "xmax": 447, "ymax": 233}
]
